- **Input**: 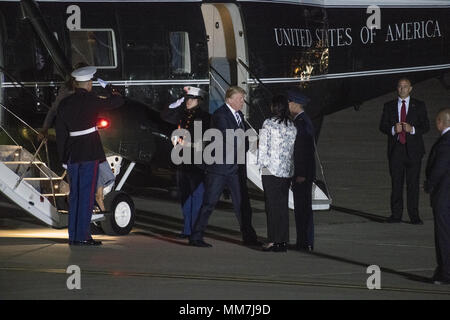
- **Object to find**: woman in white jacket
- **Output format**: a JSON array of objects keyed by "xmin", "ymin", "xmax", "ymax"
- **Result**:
[{"xmin": 258, "ymin": 95, "xmax": 297, "ymax": 252}]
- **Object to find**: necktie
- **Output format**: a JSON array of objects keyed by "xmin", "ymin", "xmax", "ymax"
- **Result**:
[
  {"xmin": 235, "ymin": 112, "xmax": 242, "ymax": 128},
  {"xmin": 399, "ymin": 100, "xmax": 406, "ymax": 144}
]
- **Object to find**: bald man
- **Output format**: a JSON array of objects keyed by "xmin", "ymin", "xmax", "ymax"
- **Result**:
[
  {"xmin": 424, "ymin": 108, "xmax": 450, "ymax": 285},
  {"xmin": 380, "ymin": 78, "xmax": 430, "ymax": 224}
]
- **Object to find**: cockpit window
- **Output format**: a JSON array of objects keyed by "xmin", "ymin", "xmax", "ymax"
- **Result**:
[
  {"xmin": 169, "ymin": 31, "xmax": 191, "ymax": 74},
  {"xmin": 69, "ymin": 29, "xmax": 117, "ymax": 69}
]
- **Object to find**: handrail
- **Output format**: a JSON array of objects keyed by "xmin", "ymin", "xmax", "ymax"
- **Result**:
[
  {"xmin": 0, "ymin": 102, "xmax": 40, "ymax": 135},
  {"xmin": 14, "ymin": 137, "xmax": 47, "ymax": 189},
  {"xmin": 237, "ymin": 58, "xmax": 272, "ymax": 95},
  {"xmin": 209, "ymin": 64, "xmax": 268, "ymax": 120},
  {"xmin": 0, "ymin": 65, "xmax": 53, "ymax": 111}
]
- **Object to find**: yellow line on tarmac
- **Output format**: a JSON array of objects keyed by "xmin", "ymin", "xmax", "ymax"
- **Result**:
[{"xmin": 1, "ymin": 266, "xmax": 449, "ymax": 296}]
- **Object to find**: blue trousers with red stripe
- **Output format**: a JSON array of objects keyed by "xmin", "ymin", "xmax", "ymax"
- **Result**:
[{"xmin": 67, "ymin": 160, "xmax": 99, "ymax": 242}]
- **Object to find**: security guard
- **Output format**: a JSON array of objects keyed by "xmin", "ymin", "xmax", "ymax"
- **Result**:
[{"xmin": 56, "ymin": 66, "xmax": 124, "ymax": 246}]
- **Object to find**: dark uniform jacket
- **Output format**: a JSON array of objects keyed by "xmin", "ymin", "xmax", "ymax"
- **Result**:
[
  {"xmin": 56, "ymin": 88, "xmax": 124, "ymax": 165},
  {"xmin": 293, "ymin": 111, "xmax": 316, "ymax": 181},
  {"xmin": 425, "ymin": 130, "xmax": 450, "ymax": 209},
  {"xmin": 379, "ymin": 98, "xmax": 430, "ymax": 160},
  {"xmin": 160, "ymin": 99, "xmax": 210, "ymax": 170}
]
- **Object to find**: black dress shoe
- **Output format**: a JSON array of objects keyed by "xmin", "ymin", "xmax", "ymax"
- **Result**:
[
  {"xmin": 189, "ymin": 240, "xmax": 212, "ymax": 248},
  {"xmin": 273, "ymin": 242, "xmax": 287, "ymax": 252},
  {"xmin": 262, "ymin": 243, "xmax": 275, "ymax": 251},
  {"xmin": 176, "ymin": 233, "xmax": 189, "ymax": 239},
  {"xmin": 85, "ymin": 239, "xmax": 102, "ymax": 246},
  {"xmin": 262, "ymin": 242, "xmax": 287, "ymax": 252},
  {"xmin": 70, "ymin": 239, "xmax": 102, "ymax": 246},
  {"xmin": 296, "ymin": 245, "xmax": 313, "ymax": 252},
  {"xmin": 433, "ymin": 279, "xmax": 450, "ymax": 285},
  {"xmin": 432, "ymin": 274, "xmax": 450, "ymax": 285},
  {"xmin": 386, "ymin": 216, "xmax": 401, "ymax": 223},
  {"xmin": 410, "ymin": 219, "xmax": 424, "ymax": 225}
]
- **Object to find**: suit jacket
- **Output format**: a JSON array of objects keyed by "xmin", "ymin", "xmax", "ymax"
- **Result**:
[
  {"xmin": 206, "ymin": 104, "xmax": 248, "ymax": 176},
  {"xmin": 293, "ymin": 112, "xmax": 316, "ymax": 181},
  {"xmin": 379, "ymin": 98, "xmax": 430, "ymax": 160},
  {"xmin": 424, "ymin": 131, "xmax": 450, "ymax": 210}
]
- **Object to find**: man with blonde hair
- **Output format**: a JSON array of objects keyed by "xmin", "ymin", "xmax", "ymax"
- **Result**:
[
  {"xmin": 424, "ymin": 108, "xmax": 450, "ymax": 285},
  {"xmin": 189, "ymin": 86, "xmax": 259, "ymax": 247}
]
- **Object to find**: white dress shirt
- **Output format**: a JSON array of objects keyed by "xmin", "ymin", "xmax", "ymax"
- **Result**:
[
  {"xmin": 391, "ymin": 96, "xmax": 415, "ymax": 136},
  {"xmin": 226, "ymin": 103, "xmax": 243, "ymax": 127},
  {"xmin": 442, "ymin": 127, "xmax": 450, "ymax": 136}
]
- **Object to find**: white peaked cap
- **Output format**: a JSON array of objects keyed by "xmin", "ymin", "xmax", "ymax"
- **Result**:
[
  {"xmin": 71, "ymin": 66, "xmax": 97, "ymax": 81},
  {"xmin": 185, "ymin": 86, "xmax": 204, "ymax": 97}
]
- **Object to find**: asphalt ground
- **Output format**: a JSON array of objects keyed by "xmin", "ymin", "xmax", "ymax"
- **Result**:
[{"xmin": 0, "ymin": 78, "xmax": 450, "ymax": 303}]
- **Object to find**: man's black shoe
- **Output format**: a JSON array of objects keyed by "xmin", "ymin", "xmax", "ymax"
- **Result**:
[
  {"xmin": 273, "ymin": 242, "xmax": 287, "ymax": 252},
  {"xmin": 176, "ymin": 233, "xmax": 189, "ymax": 239},
  {"xmin": 297, "ymin": 245, "xmax": 313, "ymax": 252},
  {"xmin": 189, "ymin": 240, "xmax": 212, "ymax": 248},
  {"xmin": 386, "ymin": 216, "xmax": 401, "ymax": 223},
  {"xmin": 433, "ymin": 279, "xmax": 450, "ymax": 285},
  {"xmin": 410, "ymin": 219, "xmax": 424, "ymax": 225},
  {"xmin": 432, "ymin": 274, "xmax": 450, "ymax": 285},
  {"xmin": 70, "ymin": 239, "xmax": 102, "ymax": 246}
]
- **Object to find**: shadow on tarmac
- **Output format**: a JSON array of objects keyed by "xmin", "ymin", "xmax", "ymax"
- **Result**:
[
  {"xmin": 331, "ymin": 205, "xmax": 389, "ymax": 223},
  {"xmin": 298, "ymin": 249, "xmax": 433, "ymax": 285}
]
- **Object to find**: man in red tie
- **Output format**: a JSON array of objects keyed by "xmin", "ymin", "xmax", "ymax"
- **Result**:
[{"xmin": 380, "ymin": 78, "xmax": 430, "ymax": 224}]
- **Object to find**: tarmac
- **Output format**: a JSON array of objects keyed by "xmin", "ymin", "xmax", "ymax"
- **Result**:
[{"xmin": 1, "ymin": 77, "xmax": 450, "ymax": 301}]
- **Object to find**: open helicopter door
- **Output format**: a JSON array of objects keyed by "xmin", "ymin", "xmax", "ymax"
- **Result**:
[{"xmin": 201, "ymin": 3, "xmax": 249, "ymax": 115}]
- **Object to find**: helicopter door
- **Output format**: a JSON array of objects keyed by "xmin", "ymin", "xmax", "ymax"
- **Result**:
[{"xmin": 201, "ymin": 3, "xmax": 249, "ymax": 116}]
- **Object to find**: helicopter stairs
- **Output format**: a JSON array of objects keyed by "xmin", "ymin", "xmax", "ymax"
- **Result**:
[{"xmin": 0, "ymin": 144, "xmax": 105, "ymax": 229}]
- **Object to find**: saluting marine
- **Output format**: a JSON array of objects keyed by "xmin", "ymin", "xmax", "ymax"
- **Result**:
[
  {"xmin": 161, "ymin": 86, "xmax": 210, "ymax": 239},
  {"xmin": 56, "ymin": 66, "xmax": 124, "ymax": 246}
]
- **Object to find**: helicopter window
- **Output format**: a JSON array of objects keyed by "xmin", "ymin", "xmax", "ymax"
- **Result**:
[
  {"xmin": 169, "ymin": 32, "xmax": 191, "ymax": 74},
  {"xmin": 69, "ymin": 29, "xmax": 117, "ymax": 69}
]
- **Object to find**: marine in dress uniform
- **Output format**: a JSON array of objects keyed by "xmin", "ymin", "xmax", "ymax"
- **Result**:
[
  {"xmin": 55, "ymin": 66, "xmax": 124, "ymax": 246},
  {"xmin": 160, "ymin": 86, "xmax": 210, "ymax": 238},
  {"xmin": 424, "ymin": 108, "xmax": 450, "ymax": 285},
  {"xmin": 288, "ymin": 90, "xmax": 316, "ymax": 251}
]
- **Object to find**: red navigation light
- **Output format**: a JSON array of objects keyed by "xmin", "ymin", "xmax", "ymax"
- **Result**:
[{"xmin": 97, "ymin": 118, "xmax": 110, "ymax": 129}]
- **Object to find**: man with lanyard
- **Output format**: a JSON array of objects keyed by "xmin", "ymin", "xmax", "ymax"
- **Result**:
[{"xmin": 56, "ymin": 66, "xmax": 124, "ymax": 246}]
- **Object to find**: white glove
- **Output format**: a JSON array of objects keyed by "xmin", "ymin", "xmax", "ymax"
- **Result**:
[
  {"xmin": 169, "ymin": 97, "xmax": 185, "ymax": 109},
  {"xmin": 97, "ymin": 78, "xmax": 108, "ymax": 88}
]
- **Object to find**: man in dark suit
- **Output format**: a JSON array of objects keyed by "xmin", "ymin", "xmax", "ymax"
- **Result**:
[
  {"xmin": 379, "ymin": 78, "xmax": 430, "ymax": 224},
  {"xmin": 189, "ymin": 86, "xmax": 258, "ymax": 247},
  {"xmin": 424, "ymin": 108, "xmax": 450, "ymax": 285},
  {"xmin": 288, "ymin": 90, "xmax": 316, "ymax": 251}
]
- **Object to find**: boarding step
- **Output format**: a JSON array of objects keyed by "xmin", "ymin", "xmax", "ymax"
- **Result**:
[
  {"xmin": 0, "ymin": 144, "xmax": 71, "ymax": 228},
  {"xmin": 41, "ymin": 193, "xmax": 69, "ymax": 197},
  {"xmin": 3, "ymin": 161, "xmax": 46, "ymax": 165},
  {"xmin": 23, "ymin": 177, "xmax": 64, "ymax": 181}
]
